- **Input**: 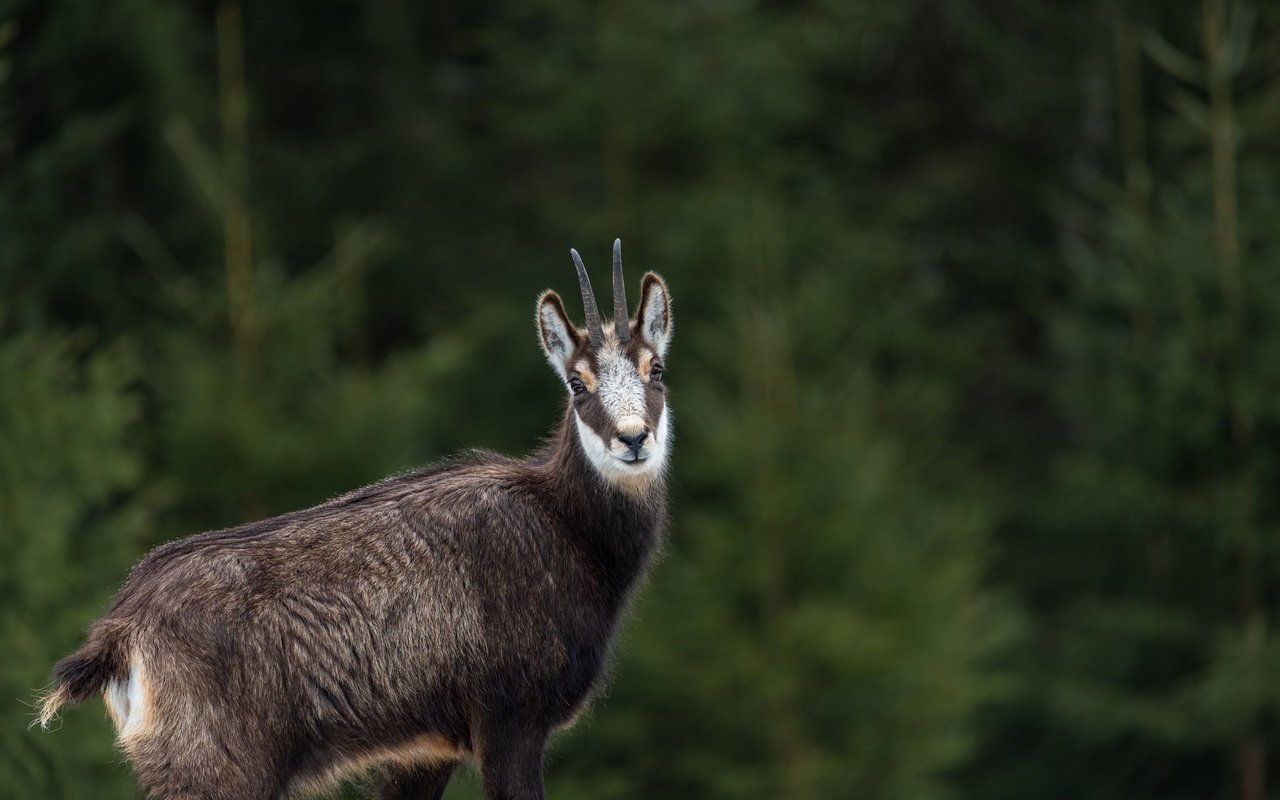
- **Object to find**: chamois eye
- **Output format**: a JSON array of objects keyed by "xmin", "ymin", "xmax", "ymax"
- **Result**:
[
  {"xmin": 650, "ymin": 364, "xmax": 665, "ymax": 382},
  {"xmin": 569, "ymin": 376, "xmax": 587, "ymax": 396}
]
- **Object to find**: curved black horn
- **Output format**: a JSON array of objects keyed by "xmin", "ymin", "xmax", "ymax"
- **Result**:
[
  {"xmin": 612, "ymin": 238, "xmax": 630, "ymax": 343},
  {"xmin": 570, "ymin": 248, "xmax": 604, "ymax": 347}
]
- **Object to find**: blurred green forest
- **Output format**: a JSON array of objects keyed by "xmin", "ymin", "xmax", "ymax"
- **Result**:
[{"xmin": 4, "ymin": 0, "xmax": 1280, "ymax": 797}]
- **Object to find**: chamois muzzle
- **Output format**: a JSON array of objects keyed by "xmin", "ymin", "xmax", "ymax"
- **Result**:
[{"xmin": 617, "ymin": 430, "xmax": 649, "ymax": 459}]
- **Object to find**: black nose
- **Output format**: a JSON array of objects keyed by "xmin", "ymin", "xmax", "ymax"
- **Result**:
[{"xmin": 617, "ymin": 430, "xmax": 649, "ymax": 453}]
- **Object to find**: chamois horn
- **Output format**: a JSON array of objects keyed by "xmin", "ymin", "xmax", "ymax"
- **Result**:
[
  {"xmin": 570, "ymin": 248, "xmax": 604, "ymax": 347},
  {"xmin": 612, "ymin": 238, "xmax": 630, "ymax": 343}
]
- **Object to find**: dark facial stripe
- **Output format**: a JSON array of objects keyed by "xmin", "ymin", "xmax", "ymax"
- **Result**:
[
  {"xmin": 576, "ymin": 395, "xmax": 617, "ymax": 442},
  {"xmin": 645, "ymin": 382, "xmax": 665, "ymax": 427}
]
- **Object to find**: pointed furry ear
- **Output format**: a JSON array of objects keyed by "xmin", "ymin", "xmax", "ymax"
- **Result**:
[
  {"xmin": 634, "ymin": 273, "xmax": 672, "ymax": 358},
  {"xmin": 537, "ymin": 290, "xmax": 583, "ymax": 378}
]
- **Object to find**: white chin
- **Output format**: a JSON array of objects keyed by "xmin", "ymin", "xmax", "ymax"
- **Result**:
[{"xmin": 612, "ymin": 453, "xmax": 661, "ymax": 473}]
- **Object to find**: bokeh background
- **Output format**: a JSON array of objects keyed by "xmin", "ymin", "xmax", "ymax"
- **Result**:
[{"xmin": 4, "ymin": 1, "xmax": 1280, "ymax": 798}]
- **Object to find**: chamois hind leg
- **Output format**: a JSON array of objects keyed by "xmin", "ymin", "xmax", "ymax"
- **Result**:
[
  {"xmin": 127, "ymin": 731, "xmax": 281, "ymax": 800},
  {"xmin": 128, "ymin": 734, "xmax": 281, "ymax": 800},
  {"xmin": 130, "ymin": 747, "xmax": 280, "ymax": 800},
  {"xmin": 123, "ymin": 707, "xmax": 282, "ymax": 800},
  {"xmin": 477, "ymin": 726, "xmax": 547, "ymax": 800},
  {"xmin": 378, "ymin": 760, "xmax": 458, "ymax": 800}
]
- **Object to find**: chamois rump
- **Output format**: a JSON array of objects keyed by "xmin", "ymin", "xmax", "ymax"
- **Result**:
[{"xmin": 38, "ymin": 240, "xmax": 674, "ymax": 800}]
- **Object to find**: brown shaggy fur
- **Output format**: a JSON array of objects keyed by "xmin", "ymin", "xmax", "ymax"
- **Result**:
[{"xmin": 39, "ymin": 268, "xmax": 673, "ymax": 800}]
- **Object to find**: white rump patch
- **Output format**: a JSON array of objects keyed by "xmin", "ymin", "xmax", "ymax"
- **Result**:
[{"xmin": 105, "ymin": 658, "xmax": 149, "ymax": 740}]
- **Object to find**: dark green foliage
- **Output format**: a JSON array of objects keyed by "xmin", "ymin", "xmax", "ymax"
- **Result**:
[
  {"xmin": 4, "ymin": 0, "xmax": 1280, "ymax": 798},
  {"xmin": 0, "ymin": 334, "xmax": 155, "ymax": 796}
]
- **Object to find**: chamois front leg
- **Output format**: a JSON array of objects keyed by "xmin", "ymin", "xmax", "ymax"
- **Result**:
[
  {"xmin": 378, "ymin": 760, "xmax": 458, "ymax": 800},
  {"xmin": 478, "ymin": 726, "xmax": 548, "ymax": 800}
]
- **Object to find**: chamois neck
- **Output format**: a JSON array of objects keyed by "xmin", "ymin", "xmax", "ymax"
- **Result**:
[{"xmin": 526, "ymin": 409, "xmax": 665, "ymax": 590}]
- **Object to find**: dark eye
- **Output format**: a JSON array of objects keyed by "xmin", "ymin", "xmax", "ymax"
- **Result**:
[
  {"xmin": 650, "ymin": 364, "xmax": 665, "ymax": 382},
  {"xmin": 569, "ymin": 376, "xmax": 587, "ymax": 397}
]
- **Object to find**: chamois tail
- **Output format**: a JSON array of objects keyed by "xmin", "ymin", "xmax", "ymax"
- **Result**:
[{"xmin": 37, "ymin": 626, "xmax": 128, "ymax": 730}]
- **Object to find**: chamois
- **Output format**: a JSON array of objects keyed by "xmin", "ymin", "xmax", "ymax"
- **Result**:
[{"xmin": 38, "ymin": 240, "xmax": 674, "ymax": 800}]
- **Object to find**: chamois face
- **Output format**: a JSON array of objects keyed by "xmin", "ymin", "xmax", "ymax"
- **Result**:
[{"xmin": 538, "ymin": 246, "xmax": 673, "ymax": 491}]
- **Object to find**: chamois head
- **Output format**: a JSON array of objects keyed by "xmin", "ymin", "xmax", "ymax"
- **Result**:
[{"xmin": 537, "ymin": 239, "xmax": 673, "ymax": 491}]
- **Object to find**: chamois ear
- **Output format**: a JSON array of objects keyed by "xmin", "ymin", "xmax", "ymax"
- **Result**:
[
  {"xmin": 537, "ymin": 290, "xmax": 583, "ymax": 379},
  {"xmin": 634, "ymin": 273, "xmax": 672, "ymax": 358}
]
